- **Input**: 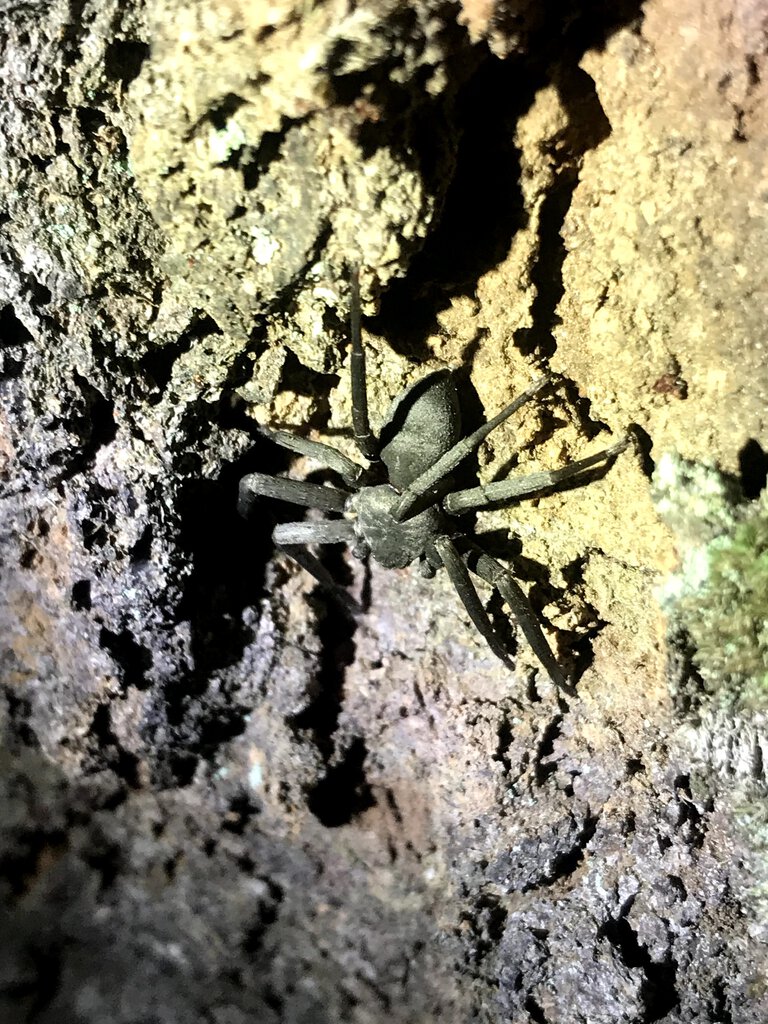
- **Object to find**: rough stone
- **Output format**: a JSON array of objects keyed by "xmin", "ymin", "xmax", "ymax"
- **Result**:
[{"xmin": 0, "ymin": 1, "xmax": 766, "ymax": 1022}]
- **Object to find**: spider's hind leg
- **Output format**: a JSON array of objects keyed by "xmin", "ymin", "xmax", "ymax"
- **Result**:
[
  {"xmin": 465, "ymin": 541, "xmax": 570, "ymax": 691},
  {"xmin": 392, "ymin": 376, "xmax": 551, "ymax": 522},
  {"xmin": 434, "ymin": 536, "xmax": 514, "ymax": 667}
]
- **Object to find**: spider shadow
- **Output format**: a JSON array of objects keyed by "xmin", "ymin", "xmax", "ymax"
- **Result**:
[
  {"xmin": 365, "ymin": 3, "xmax": 642, "ymax": 364},
  {"xmin": 466, "ymin": 527, "xmax": 552, "ymax": 598},
  {"xmin": 486, "ymin": 411, "xmax": 572, "ymax": 484}
]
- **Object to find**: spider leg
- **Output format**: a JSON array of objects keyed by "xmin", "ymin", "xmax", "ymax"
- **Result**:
[
  {"xmin": 349, "ymin": 264, "xmax": 379, "ymax": 463},
  {"xmin": 444, "ymin": 436, "xmax": 630, "ymax": 515},
  {"xmin": 277, "ymin": 542, "xmax": 361, "ymax": 617},
  {"xmin": 272, "ymin": 520, "xmax": 356, "ymax": 545},
  {"xmin": 392, "ymin": 376, "xmax": 551, "ymax": 522},
  {"xmin": 238, "ymin": 473, "xmax": 350, "ymax": 516},
  {"xmin": 259, "ymin": 426, "xmax": 365, "ymax": 486},
  {"xmin": 434, "ymin": 536, "xmax": 513, "ymax": 666},
  {"xmin": 465, "ymin": 542, "xmax": 569, "ymax": 691}
]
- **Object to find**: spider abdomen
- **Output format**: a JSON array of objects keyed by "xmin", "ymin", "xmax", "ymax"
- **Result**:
[
  {"xmin": 350, "ymin": 484, "xmax": 443, "ymax": 569},
  {"xmin": 378, "ymin": 370, "xmax": 461, "ymax": 489}
]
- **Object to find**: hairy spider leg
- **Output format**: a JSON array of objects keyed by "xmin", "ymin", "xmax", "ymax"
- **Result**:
[
  {"xmin": 349, "ymin": 264, "xmax": 379, "ymax": 463},
  {"xmin": 434, "ymin": 535, "xmax": 513, "ymax": 666},
  {"xmin": 258, "ymin": 426, "xmax": 365, "ymax": 487},
  {"xmin": 392, "ymin": 375, "xmax": 552, "ymax": 523},
  {"xmin": 444, "ymin": 436, "xmax": 630, "ymax": 515},
  {"xmin": 272, "ymin": 520, "xmax": 356, "ymax": 545},
  {"xmin": 465, "ymin": 542, "xmax": 569, "ymax": 690},
  {"xmin": 238, "ymin": 472, "xmax": 350, "ymax": 516},
  {"xmin": 276, "ymin": 541, "xmax": 361, "ymax": 617}
]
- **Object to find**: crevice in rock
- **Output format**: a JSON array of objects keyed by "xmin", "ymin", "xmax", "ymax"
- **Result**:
[
  {"xmin": 306, "ymin": 736, "xmax": 375, "ymax": 828},
  {"xmin": 364, "ymin": 2, "xmax": 642, "ymax": 367},
  {"xmin": 176, "ymin": 453, "xmax": 274, "ymax": 681},
  {"xmin": 563, "ymin": 615, "xmax": 607, "ymax": 683},
  {"xmin": 99, "ymin": 627, "xmax": 153, "ymax": 692},
  {"xmin": 673, "ymin": 775, "xmax": 708, "ymax": 849},
  {"xmin": 58, "ymin": 374, "xmax": 117, "ymax": 479},
  {"xmin": 287, "ymin": 581, "xmax": 356, "ymax": 761},
  {"xmin": 494, "ymin": 714, "xmax": 514, "ymax": 773},
  {"xmin": 712, "ymin": 977, "xmax": 734, "ymax": 1024},
  {"xmin": 524, "ymin": 993, "xmax": 548, "ymax": 1024},
  {"xmin": 533, "ymin": 716, "xmax": 562, "ymax": 785},
  {"xmin": 104, "ymin": 38, "xmax": 150, "ymax": 87},
  {"xmin": 129, "ymin": 524, "xmax": 153, "ymax": 565},
  {"xmin": 276, "ymin": 348, "xmax": 341, "ymax": 423},
  {"xmin": 221, "ymin": 791, "xmax": 261, "ymax": 834},
  {"xmin": 146, "ymin": 444, "xmax": 278, "ymax": 787},
  {"xmin": 70, "ymin": 578, "xmax": 92, "ymax": 610},
  {"xmin": 371, "ymin": 54, "xmax": 528, "ymax": 360},
  {"xmin": 283, "ymin": 538, "xmax": 360, "ymax": 815},
  {"xmin": 85, "ymin": 703, "xmax": 140, "ymax": 791},
  {"xmin": 470, "ymin": 893, "xmax": 508, "ymax": 964},
  {"xmin": 0, "ymin": 303, "xmax": 31, "ymax": 378},
  {"xmin": 233, "ymin": 124, "xmax": 289, "ymax": 190},
  {"xmin": 626, "ymin": 757, "xmax": 645, "ymax": 777},
  {"xmin": 82, "ymin": 834, "xmax": 122, "ymax": 889},
  {"xmin": 547, "ymin": 810, "xmax": 599, "ymax": 883},
  {"xmin": 515, "ymin": 64, "xmax": 611, "ymax": 359},
  {"xmin": 0, "ymin": 826, "xmax": 68, "ymax": 899},
  {"xmin": 621, "ymin": 809, "xmax": 636, "ymax": 836},
  {"xmin": 241, "ymin": 877, "xmax": 283, "ymax": 954},
  {"xmin": 138, "ymin": 312, "xmax": 220, "ymax": 405},
  {"xmin": 667, "ymin": 874, "xmax": 687, "ymax": 902},
  {"xmin": 629, "ymin": 423, "xmax": 656, "ymax": 479},
  {"xmin": 599, "ymin": 915, "xmax": 679, "ymax": 1022},
  {"xmin": 19, "ymin": 948, "xmax": 62, "ymax": 1020},
  {"xmin": 17, "ymin": 510, "xmax": 50, "ymax": 569},
  {"xmin": 4, "ymin": 690, "xmax": 39, "ymax": 749},
  {"xmin": 79, "ymin": 484, "xmax": 117, "ymax": 551},
  {"xmin": 523, "ymin": 809, "xmax": 600, "ymax": 892}
]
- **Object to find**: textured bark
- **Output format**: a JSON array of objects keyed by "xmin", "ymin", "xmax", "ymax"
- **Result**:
[{"xmin": 1, "ymin": 1, "xmax": 767, "ymax": 1022}]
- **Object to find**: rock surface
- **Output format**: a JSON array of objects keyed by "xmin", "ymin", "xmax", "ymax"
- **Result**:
[{"xmin": 1, "ymin": 1, "xmax": 767, "ymax": 1022}]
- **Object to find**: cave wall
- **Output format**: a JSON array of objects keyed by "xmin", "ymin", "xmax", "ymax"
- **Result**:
[{"xmin": 1, "ymin": 1, "xmax": 767, "ymax": 1022}]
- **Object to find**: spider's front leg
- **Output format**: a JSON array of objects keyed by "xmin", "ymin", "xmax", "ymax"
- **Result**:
[
  {"xmin": 238, "ymin": 472, "xmax": 350, "ymax": 517},
  {"xmin": 443, "ymin": 435, "xmax": 631, "ymax": 515},
  {"xmin": 348, "ymin": 264, "xmax": 379, "ymax": 463},
  {"xmin": 257, "ymin": 427, "xmax": 365, "ymax": 487},
  {"xmin": 238, "ymin": 475, "xmax": 360, "ymax": 615}
]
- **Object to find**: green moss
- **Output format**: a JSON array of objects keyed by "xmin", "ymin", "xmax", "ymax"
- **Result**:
[
  {"xmin": 654, "ymin": 453, "xmax": 768, "ymax": 711},
  {"xmin": 681, "ymin": 495, "xmax": 768, "ymax": 708}
]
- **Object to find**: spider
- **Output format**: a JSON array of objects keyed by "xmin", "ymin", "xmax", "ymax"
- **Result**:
[{"xmin": 239, "ymin": 268, "xmax": 629, "ymax": 689}]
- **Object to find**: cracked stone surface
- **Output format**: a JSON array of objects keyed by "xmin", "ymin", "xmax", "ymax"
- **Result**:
[{"xmin": 1, "ymin": 1, "xmax": 767, "ymax": 1022}]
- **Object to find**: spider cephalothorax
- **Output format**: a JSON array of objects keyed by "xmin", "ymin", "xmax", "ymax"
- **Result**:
[{"xmin": 239, "ymin": 269, "xmax": 629, "ymax": 688}]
